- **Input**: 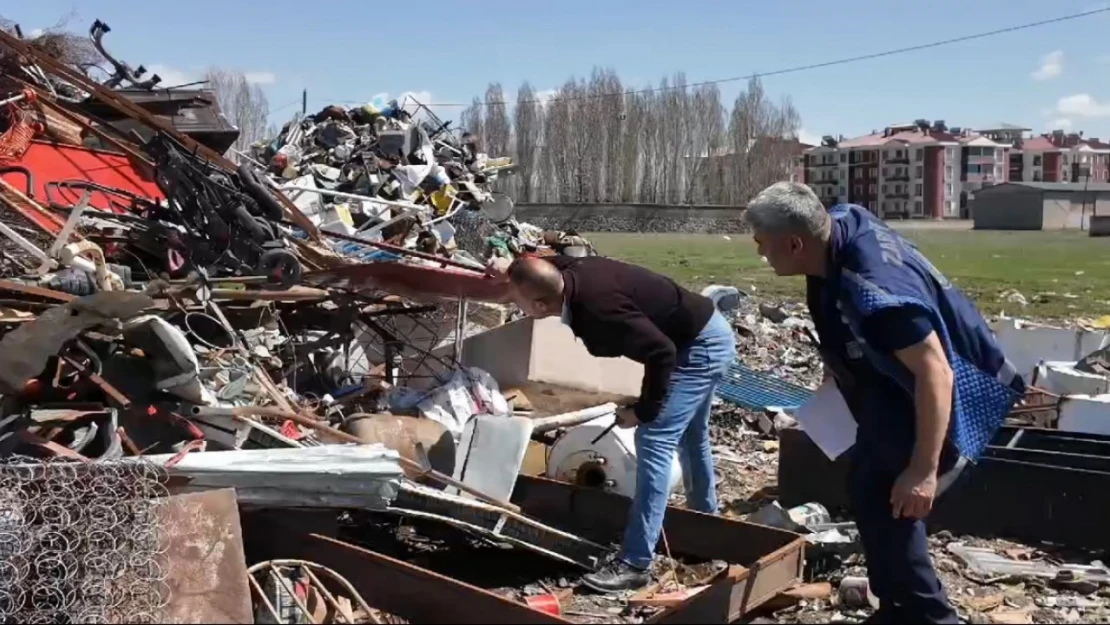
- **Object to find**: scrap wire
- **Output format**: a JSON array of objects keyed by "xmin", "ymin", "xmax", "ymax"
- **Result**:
[{"xmin": 247, "ymin": 560, "xmax": 400, "ymax": 625}]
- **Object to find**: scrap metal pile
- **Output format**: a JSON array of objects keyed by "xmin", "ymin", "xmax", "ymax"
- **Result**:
[{"xmin": 0, "ymin": 19, "xmax": 771, "ymax": 625}]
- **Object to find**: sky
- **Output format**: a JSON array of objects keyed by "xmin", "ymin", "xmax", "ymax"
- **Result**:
[{"xmin": 11, "ymin": 0, "xmax": 1110, "ymax": 144}]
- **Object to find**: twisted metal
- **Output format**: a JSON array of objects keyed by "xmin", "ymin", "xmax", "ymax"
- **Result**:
[{"xmin": 0, "ymin": 458, "xmax": 171, "ymax": 624}]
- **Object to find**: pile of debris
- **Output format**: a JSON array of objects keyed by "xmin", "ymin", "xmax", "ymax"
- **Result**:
[{"xmin": 0, "ymin": 20, "xmax": 810, "ymax": 625}]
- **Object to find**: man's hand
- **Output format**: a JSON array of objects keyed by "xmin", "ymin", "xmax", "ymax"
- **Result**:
[
  {"xmin": 614, "ymin": 406, "xmax": 640, "ymax": 429},
  {"xmin": 890, "ymin": 465, "xmax": 938, "ymax": 519},
  {"xmin": 485, "ymin": 256, "xmax": 512, "ymax": 283}
]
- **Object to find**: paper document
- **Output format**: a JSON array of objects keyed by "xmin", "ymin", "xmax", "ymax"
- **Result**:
[{"xmin": 794, "ymin": 380, "xmax": 857, "ymax": 460}]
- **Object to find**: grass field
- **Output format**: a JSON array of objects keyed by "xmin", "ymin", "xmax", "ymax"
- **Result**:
[{"xmin": 586, "ymin": 230, "xmax": 1110, "ymax": 319}]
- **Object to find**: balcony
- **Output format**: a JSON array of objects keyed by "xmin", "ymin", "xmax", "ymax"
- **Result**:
[
  {"xmin": 886, "ymin": 192, "xmax": 910, "ymax": 200},
  {"xmin": 809, "ymin": 161, "xmax": 839, "ymax": 168},
  {"xmin": 884, "ymin": 157, "xmax": 910, "ymax": 165},
  {"xmin": 886, "ymin": 174, "xmax": 910, "ymax": 182}
]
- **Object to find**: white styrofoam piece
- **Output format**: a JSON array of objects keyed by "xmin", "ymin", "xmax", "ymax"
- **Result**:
[
  {"xmin": 450, "ymin": 415, "xmax": 535, "ymax": 503},
  {"xmin": 991, "ymin": 318, "xmax": 1110, "ymax": 381},
  {"xmin": 1058, "ymin": 394, "xmax": 1110, "ymax": 436},
  {"xmin": 546, "ymin": 414, "xmax": 682, "ymax": 500},
  {"xmin": 1040, "ymin": 363, "xmax": 1110, "ymax": 396}
]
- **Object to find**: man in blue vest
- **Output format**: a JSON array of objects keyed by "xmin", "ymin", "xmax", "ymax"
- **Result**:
[{"xmin": 744, "ymin": 182, "xmax": 1024, "ymax": 624}]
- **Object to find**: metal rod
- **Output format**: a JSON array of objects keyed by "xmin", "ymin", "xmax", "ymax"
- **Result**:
[
  {"xmin": 247, "ymin": 570, "xmax": 285, "ymax": 624},
  {"xmin": 532, "ymin": 403, "xmax": 618, "ymax": 434},
  {"xmin": 0, "ymin": 93, "xmax": 28, "ymax": 107},
  {"xmin": 0, "ymin": 220, "xmax": 51, "ymax": 264},
  {"xmin": 268, "ymin": 565, "xmax": 319, "ymax": 625}
]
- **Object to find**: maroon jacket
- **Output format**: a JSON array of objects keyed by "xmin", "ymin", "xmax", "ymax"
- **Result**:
[{"xmin": 544, "ymin": 256, "xmax": 715, "ymax": 422}]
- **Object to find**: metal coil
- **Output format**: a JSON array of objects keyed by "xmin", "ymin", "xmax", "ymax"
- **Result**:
[{"xmin": 0, "ymin": 457, "xmax": 171, "ymax": 623}]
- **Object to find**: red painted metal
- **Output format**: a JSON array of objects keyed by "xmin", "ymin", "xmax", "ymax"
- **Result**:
[
  {"xmin": 304, "ymin": 262, "xmax": 511, "ymax": 303},
  {"xmin": 1, "ymin": 140, "xmax": 161, "ymax": 212}
]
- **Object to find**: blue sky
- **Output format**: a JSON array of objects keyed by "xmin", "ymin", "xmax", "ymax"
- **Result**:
[{"xmin": 12, "ymin": 0, "xmax": 1110, "ymax": 143}]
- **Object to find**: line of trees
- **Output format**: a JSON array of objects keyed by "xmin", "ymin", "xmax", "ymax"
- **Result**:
[{"xmin": 459, "ymin": 69, "xmax": 804, "ymax": 206}]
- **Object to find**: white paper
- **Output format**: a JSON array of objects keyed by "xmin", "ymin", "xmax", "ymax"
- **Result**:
[{"xmin": 794, "ymin": 379, "xmax": 857, "ymax": 460}]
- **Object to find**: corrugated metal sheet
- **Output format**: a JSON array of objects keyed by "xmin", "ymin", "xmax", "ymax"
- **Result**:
[
  {"xmin": 149, "ymin": 444, "xmax": 404, "ymax": 509},
  {"xmin": 716, "ymin": 361, "xmax": 813, "ymax": 412}
]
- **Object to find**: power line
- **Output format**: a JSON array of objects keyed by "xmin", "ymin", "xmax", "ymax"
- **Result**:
[
  {"xmin": 267, "ymin": 98, "xmax": 301, "ymax": 114},
  {"xmin": 401, "ymin": 7, "xmax": 1109, "ymax": 109}
]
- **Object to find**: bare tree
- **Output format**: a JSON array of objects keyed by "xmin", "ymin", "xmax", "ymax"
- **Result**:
[
  {"xmin": 514, "ymin": 82, "xmax": 543, "ymax": 202},
  {"xmin": 482, "ymin": 84, "xmax": 511, "ymax": 192},
  {"xmin": 460, "ymin": 97, "xmax": 486, "ymax": 153},
  {"xmin": 725, "ymin": 77, "xmax": 801, "ymax": 205},
  {"xmin": 203, "ymin": 68, "xmax": 271, "ymax": 159},
  {"xmin": 466, "ymin": 70, "xmax": 800, "ymax": 206}
]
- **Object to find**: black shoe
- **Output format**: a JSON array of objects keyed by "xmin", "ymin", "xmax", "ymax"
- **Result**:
[{"xmin": 581, "ymin": 561, "xmax": 651, "ymax": 594}]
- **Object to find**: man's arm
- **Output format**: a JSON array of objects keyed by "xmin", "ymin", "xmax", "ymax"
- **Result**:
[
  {"xmin": 862, "ymin": 307, "xmax": 953, "ymax": 519},
  {"xmin": 894, "ymin": 331, "xmax": 954, "ymax": 477}
]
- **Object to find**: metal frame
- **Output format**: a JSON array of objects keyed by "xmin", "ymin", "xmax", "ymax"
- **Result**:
[{"xmin": 242, "ymin": 476, "xmax": 805, "ymax": 624}]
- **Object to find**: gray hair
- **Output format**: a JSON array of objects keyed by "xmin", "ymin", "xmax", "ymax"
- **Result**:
[{"xmin": 744, "ymin": 181, "xmax": 830, "ymax": 237}]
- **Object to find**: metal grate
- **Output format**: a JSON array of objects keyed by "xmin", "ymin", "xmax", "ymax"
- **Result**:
[{"xmin": 716, "ymin": 361, "xmax": 814, "ymax": 412}]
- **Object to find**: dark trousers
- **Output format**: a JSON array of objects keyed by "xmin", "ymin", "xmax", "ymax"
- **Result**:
[{"xmin": 848, "ymin": 443, "xmax": 964, "ymax": 624}]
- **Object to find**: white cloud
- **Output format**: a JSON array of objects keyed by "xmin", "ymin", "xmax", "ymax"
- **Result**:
[
  {"xmin": 1057, "ymin": 93, "xmax": 1110, "ymax": 118},
  {"xmin": 1031, "ymin": 50, "xmax": 1064, "ymax": 80},
  {"xmin": 244, "ymin": 71, "xmax": 277, "ymax": 85},
  {"xmin": 27, "ymin": 28, "xmax": 45, "ymax": 38},
  {"xmin": 147, "ymin": 64, "xmax": 196, "ymax": 87},
  {"xmin": 796, "ymin": 128, "xmax": 822, "ymax": 146},
  {"xmin": 1047, "ymin": 118, "xmax": 1073, "ymax": 130}
]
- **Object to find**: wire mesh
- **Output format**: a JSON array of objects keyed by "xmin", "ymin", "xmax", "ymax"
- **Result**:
[{"xmin": 0, "ymin": 458, "xmax": 171, "ymax": 624}]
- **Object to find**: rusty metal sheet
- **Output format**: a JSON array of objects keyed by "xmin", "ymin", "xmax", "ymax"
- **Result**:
[
  {"xmin": 511, "ymin": 476, "xmax": 806, "ymax": 624},
  {"xmin": 239, "ymin": 510, "xmax": 563, "ymax": 625},
  {"xmin": 303, "ymin": 262, "xmax": 509, "ymax": 304},
  {"xmin": 161, "ymin": 488, "xmax": 253, "ymax": 624}
]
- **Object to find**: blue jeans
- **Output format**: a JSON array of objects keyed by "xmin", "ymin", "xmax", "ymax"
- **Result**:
[{"xmin": 621, "ymin": 310, "xmax": 736, "ymax": 569}]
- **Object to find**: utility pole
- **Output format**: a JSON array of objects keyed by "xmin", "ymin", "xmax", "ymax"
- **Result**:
[{"xmin": 301, "ymin": 89, "xmax": 307, "ymax": 116}]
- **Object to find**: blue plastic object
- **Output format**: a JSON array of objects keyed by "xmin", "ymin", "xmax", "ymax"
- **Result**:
[{"xmin": 715, "ymin": 360, "xmax": 813, "ymax": 412}]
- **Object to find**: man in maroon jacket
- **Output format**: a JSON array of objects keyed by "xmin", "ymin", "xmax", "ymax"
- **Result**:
[{"xmin": 489, "ymin": 255, "xmax": 736, "ymax": 592}]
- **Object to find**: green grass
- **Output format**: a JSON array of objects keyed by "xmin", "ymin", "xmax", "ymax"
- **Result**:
[{"xmin": 586, "ymin": 230, "xmax": 1110, "ymax": 319}]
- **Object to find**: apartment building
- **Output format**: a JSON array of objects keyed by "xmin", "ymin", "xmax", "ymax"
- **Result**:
[
  {"xmin": 1005, "ymin": 130, "xmax": 1110, "ymax": 184},
  {"xmin": 804, "ymin": 120, "xmax": 1005, "ymax": 219}
]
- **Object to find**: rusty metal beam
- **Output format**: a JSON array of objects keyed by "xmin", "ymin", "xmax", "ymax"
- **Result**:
[
  {"xmin": 0, "ymin": 279, "xmax": 75, "ymax": 302},
  {"xmin": 510, "ymin": 476, "xmax": 806, "ymax": 624}
]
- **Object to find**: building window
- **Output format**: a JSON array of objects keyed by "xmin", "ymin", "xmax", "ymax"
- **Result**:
[
  {"xmin": 914, "ymin": 200, "xmax": 923, "ymax": 215},
  {"xmin": 915, "ymin": 184, "xmax": 923, "ymax": 196},
  {"xmin": 854, "ymin": 185, "xmax": 863, "ymax": 196},
  {"xmin": 882, "ymin": 184, "xmax": 888, "ymax": 194},
  {"xmin": 945, "ymin": 166, "xmax": 953, "ymax": 178},
  {"xmin": 967, "ymin": 164, "xmax": 981, "ymax": 175},
  {"xmin": 839, "ymin": 185, "xmax": 846, "ymax": 195},
  {"xmin": 915, "ymin": 149, "xmax": 923, "ymax": 162},
  {"xmin": 1033, "ymin": 155, "xmax": 1043, "ymax": 166},
  {"xmin": 1033, "ymin": 171, "xmax": 1042, "ymax": 182},
  {"xmin": 870, "ymin": 168, "xmax": 878, "ymax": 178},
  {"xmin": 869, "ymin": 184, "xmax": 877, "ymax": 194},
  {"xmin": 840, "ymin": 153, "xmax": 847, "ymax": 163},
  {"xmin": 915, "ymin": 165, "xmax": 924, "ymax": 178}
]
